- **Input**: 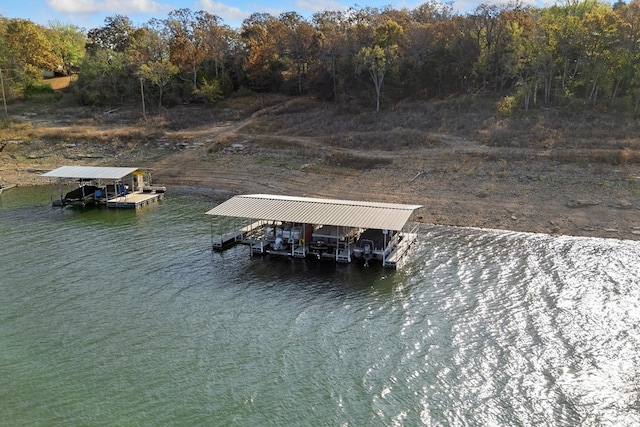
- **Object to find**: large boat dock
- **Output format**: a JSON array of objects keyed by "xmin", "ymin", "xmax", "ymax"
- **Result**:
[{"xmin": 206, "ymin": 194, "xmax": 422, "ymax": 269}]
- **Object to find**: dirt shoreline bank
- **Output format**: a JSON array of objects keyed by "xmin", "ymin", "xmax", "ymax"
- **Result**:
[
  {"xmin": 2, "ymin": 99, "xmax": 639, "ymax": 241},
  {"xmin": 3, "ymin": 152, "xmax": 639, "ymax": 242}
]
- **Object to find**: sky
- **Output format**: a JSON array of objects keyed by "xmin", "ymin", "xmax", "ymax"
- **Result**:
[{"xmin": 1, "ymin": 0, "xmax": 562, "ymax": 31}]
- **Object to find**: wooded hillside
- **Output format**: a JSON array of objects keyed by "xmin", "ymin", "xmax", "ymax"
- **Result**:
[{"xmin": 2, "ymin": 0, "xmax": 640, "ymax": 113}]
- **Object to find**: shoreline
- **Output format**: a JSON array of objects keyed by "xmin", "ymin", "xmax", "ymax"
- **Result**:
[
  {"xmin": 5, "ymin": 162, "xmax": 639, "ymax": 243},
  {"xmin": 2, "ymin": 100, "xmax": 639, "ymax": 243}
]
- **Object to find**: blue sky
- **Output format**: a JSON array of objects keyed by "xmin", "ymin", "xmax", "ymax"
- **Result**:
[{"xmin": 2, "ymin": 0, "xmax": 560, "ymax": 31}]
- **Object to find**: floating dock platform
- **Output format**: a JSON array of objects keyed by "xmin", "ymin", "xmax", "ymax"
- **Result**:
[
  {"xmin": 206, "ymin": 194, "xmax": 421, "ymax": 269},
  {"xmin": 105, "ymin": 191, "xmax": 164, "ymax": 209},
  {"xmin": 42, "ymin": 166, "xmax": 165, "ymax": 210}
]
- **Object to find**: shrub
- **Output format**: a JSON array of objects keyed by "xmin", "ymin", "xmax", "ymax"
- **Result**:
[
  {"xmin": 196, "ymin": 78, "xmax": 224, "ymax": 103},
  {"xmin": 23, "ymin": 82, "xmax": 54, "ymax": 98},
  {"xmin": 496, "ymin": 96, "xmax": 518, "ymax": 117}
]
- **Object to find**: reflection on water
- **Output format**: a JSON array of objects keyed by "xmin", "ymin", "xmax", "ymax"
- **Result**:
[{"xmin": 1, "ymin": 186, "xmax": 639, "ymax": 426}]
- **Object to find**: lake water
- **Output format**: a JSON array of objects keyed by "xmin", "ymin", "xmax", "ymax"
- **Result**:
[{"xmin": 1, "ymin": 186, "xmax": 639, "ymax": 426}]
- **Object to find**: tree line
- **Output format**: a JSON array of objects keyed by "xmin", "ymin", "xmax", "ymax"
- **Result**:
[{"xmin": 2, "ymin": 0, "xmax": 640, "ymax": 112}]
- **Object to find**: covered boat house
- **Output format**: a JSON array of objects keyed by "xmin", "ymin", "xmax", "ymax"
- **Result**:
[
  {"xmin": 42, "ymin": 166, "xmax": 165, "ymax": 209},
  {"xmin": 206, "ymin": 194, "xmax": 422, "ymax": 269}
]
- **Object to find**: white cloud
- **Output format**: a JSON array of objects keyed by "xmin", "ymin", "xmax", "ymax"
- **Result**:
[
  {"xmin": 46, "ymin": 0, "xmax": 168, "ymax": 15},
  {"xmin": 295, "ymin": 0, "xmax": 345, "ymax": 14},
  {"xmin": 197, "ymin": 0, "xmax": 248, "ymax": 23}
]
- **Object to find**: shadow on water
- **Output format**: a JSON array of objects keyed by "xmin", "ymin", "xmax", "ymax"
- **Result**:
[
  {"xmin": 226, "ymin": 247, "xmax": 399, "ymax": 296},
  {"xmin": 58, "ymin": 204, "xmax": 141, "ymax": 226},
  {"xmin": 1, "ymin": 185, "xmax": 143, "ymax": 225}
]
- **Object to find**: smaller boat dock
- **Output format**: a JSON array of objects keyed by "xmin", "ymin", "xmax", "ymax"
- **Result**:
[
  {"xmin": 206, "ymin": 194, "xmax": 422, "ymax": 269},
  {"xmin": 42, "ymin": 166, "xmax": 165, "ymax": 209}
]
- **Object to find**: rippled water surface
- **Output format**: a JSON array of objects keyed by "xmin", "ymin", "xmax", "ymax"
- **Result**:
[{"xmin": 1, "ymin": 186, "xmax": 639, "ymax": 426}]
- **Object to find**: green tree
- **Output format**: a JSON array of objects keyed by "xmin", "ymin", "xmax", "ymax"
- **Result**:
[
  {"xmin": 536, "ymin": 8, "xmax": 564, "ymax": 104},
  {"xmin": 80, "ymin": 15, "xmax": 148, "ymax": 105},
  {"xmin": 355, "ymin": 20, "xmax": 402, "ymax": 111},
  {"xmin": 356, "ymin": 44, "xmax": 398, "ymax": 111},
  {"xmin": 48, "ymin": 21, "xmax": 86, "ymax": 75},
  {"xmin": 3, "ymin": 19, "xmax": 59, "ymax": 82},
  {"xmin": 613, "ymin": 0, "xmax": 640, "ymax": 109},
  {"xmin": 580, "ymin": 4, "xmax": 620, "ymax": 104},
  {"xmin": 86, "ymin": 15, "xmax": 143, "ymax": 54},
  {"xmin": 76, "ymin": 50, "xmax": 128, "ymax": 105},
  {"xmin": 138, "ymin": 59, "xmax": 179, "ymax": 107},
  {"xmin": 140, "ymin": 18, "xmax": 171, "ymax": 63},
  {"xmin": 500, "ymin": 8, "xmax": 537, "ymax": 109}
]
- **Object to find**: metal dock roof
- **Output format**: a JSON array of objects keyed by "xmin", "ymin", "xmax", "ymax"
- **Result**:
[
  {"xmin": 206, "ymin": 194, "xmax": 422, "ymax": 231},
  {"xmin": 42, "ymin": 166, "xmax": 140, "ymax": 180}
]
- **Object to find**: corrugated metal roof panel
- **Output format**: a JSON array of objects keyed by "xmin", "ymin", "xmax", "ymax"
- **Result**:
[
  {"xmin": 42, "ymin": 166, "xmax": 139, "ymax": 180},
  {"xmin": 206, "ymin": 194, "xmax": 422, "ymax": 231}
]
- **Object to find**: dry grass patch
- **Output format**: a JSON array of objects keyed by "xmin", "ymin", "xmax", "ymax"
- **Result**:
[
  {"xmin": 28, "ymin": 125, "xmax": 160, "ymax": 143},
  {"xmin": 322, "ymin": 129, "xmax": 437, "ymax": 151},
  {"xmin": 324, "ymin": 151, "xmax": 393, "ymax": 170},
  {"xmin": 619, "ymin": 149, "xmax": 640, "ymax": 165},
  {"xmin": 253, "ymin": 136, "xmax": 305, "ymax": 150},
  {"xmin": 477, "ymin": 108, "xmax": 640, "ymax": 151},
  {"xmin": 301, "ymin": 162, "xmax": 362, "ymax": 176},
  {"xmin": 44, "ymin": 76, "xmax": 76, "ymax": 90},
  {"xmin": 548, "ymin": 148, "xmax": 640, "ymax": 165},
  {"xmin": 0, "ymin": 120, "xmax": 35, "ymax": 141}
]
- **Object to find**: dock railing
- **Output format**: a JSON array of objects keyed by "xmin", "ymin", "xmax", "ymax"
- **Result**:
[
  {"xmin": 383, "ymin": 222, "xmax": 420, "ymax": 268},
  {"xmin": 211, "ymin": 219, "xmax": 268, "ymax": 250}
]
